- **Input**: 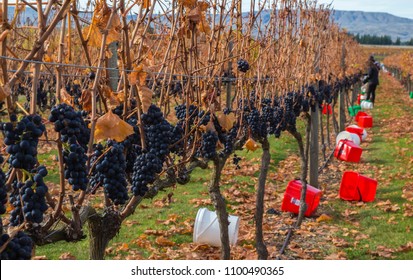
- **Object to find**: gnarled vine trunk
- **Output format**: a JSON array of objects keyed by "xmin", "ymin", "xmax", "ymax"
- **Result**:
[
  {"xmin": 208, "ymin": 157, "xmax": 230, "ymax": 260},
  {"xmin": 87, "ymin": 209, "xmax": 122, "ymax": 260},
  {"xmin": 255, "ymin": 138, "xmax": 270, "ymax": 260}
]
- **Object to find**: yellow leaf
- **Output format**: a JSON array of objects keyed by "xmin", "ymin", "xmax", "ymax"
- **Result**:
[
  {"xmin": 155, "ymin": 236, "xmax": 176, "ymax": 247},
  {"xmin": 140, "ymin": 0, "xmax": 151, "ymax": 9},
  {"xmin": 316, "ymin": 214, "xmax": 333, "ymax": 223},
  {"xmin": 115, "ymin": 90, "xmax": 125, "ymax": 103},
  {"xmin": 61, "ymin": 88, "xmax": 74, "ymax": 106},
  {"xmin": 187, "ymin": 6, "xmax": 201, "ymax": 23},
  {"xmin": 216, "ymin": 112, "xmax": 235, "ymax": 132},
  {"xmin": 82, "ymin": 24, "xmax": 120, "ymax": 48},
  {"xmin": 138, "ymin": 86, "xmax": 153, "ymax": 113},
  {"xmin": 95, "ymin": 110, "xmax": 134, "ymax": 142},
  {"xmin": 243, "ymin": 138, "xmax": 259, "ymax": 152},
  {"xmin": 198, "ymin": 1, "xmax": 210, "ymax": 11}
]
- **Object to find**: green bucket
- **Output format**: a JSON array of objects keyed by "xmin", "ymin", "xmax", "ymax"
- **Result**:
[
  {"xmin": 410, "ymin": 92, "xmax": 413, "ymax": 99},
  {"xmin": 348, "ymin": 105, "xmax": 361, "ymax": 117}
]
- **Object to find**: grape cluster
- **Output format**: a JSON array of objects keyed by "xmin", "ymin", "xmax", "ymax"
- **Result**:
[
  {"xmin": 89, "ymin": 142, "xmax": 129, "ymax": 205},
  {"xmin": 0, "ymin": 231, "xmax": 33, "ymax": 260},
  {"xmin": 175, "ymin": 104, "xmax": 199, "ymax": 125},
  {"xmin": 200, "ymin": 131, "xmax": 218, "ymax": 160},
  {"xmin": 0, "ymin": 155, "xmax": 7, "ymax": 215},
  {"xmin": 146, "ymin": 120, "xmax": 174, "ymax": 160},
  {"xmin": 49, "ymin": 103, "xmax": 90, "ymax": 148},
  {"xmin": 1, "ymin": 115, "xmax": 45, "ymax": 170},
  {"xmin": 63, "ymin": 144, "xmax": 88, "ymax": 191},
  {"xmin": 9, "ymin": 166, "xmax": 49, "ymax": 226},
  {"xmin": 131, "ymin": 152, "xmax": 163, "ymax": 196},
  {"xmin": 237, "ymin": 59, "xmax": 250, "ymax": 73}
]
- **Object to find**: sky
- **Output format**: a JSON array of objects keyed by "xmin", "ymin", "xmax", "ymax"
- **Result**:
[{"xmin": 314, "ymin": 0, "xmax": 413, "ymax": 19}]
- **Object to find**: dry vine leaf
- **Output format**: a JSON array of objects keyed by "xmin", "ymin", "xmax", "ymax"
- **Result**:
[
  {"xmin": 316, "ymin": 214, "xmax": 333, "ymax": 223},
  {"xmin": 216, "ymin": 111, "xmax": 235, "ymax": 132},
  {"xmin": 178, "ymin": 0, "xmax": 197, "ymax": 8},
  {"xmin": 83, "ymin": 24, "xmax": 120, "ymax": 48},
  {"xmin": 80, "ymin": 89, "xmax": 92, "ymax": 111},
  {"xmin": 94, "ymin": 110, "xmax": 134, "ymax": 142},
  {"xmin": 138, "ymin": 86, "xmax": 153, "ymax": 113},
  {"xmin": 61, "ymin": 88, "xmax": 74, "ymax": 106},
  {"xmin": 128, "ymin": 65, "xmax": 147, "ymax": 86},
  {"xmin": 155, "ymin": 236, "xmax": 176, "ymax": 247},
  {"xmin": 0, "ymin": 84, "xmax": 11, "ymax": 102},
  {"xmin": 138, "ymin": 0, "xmax": 151, "ymax": 9},
  {"xmin": 187, "ymin": 6, "xmax": 201, "ymax": 23},
  {"xmin": 244, "ymin": 138, "xmax": 259, "ymax": 152}
]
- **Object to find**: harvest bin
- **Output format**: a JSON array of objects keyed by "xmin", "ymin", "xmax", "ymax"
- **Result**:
[
  {"xmin": 281, "ymin": 180, "xmax": 322, "ymax": 217},
  {"xmin": 334, "ymin": 139, "xmax": 362, "ymax": 163},
  {"xmin": 355, "ymin": 111, "xmax": 368, "ymax": 122},
  {"xmin": 358, "ymin": 115, "xmax": 373, "ymax": 128},
  {"xmin": 340, "ymin": 171, "xmax": 378, "ymax": 202}
]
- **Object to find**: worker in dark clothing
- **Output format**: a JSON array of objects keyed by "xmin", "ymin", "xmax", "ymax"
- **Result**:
[{"xmin": 364, "ymin": 55, "xmax": 380, "ymax": 104}]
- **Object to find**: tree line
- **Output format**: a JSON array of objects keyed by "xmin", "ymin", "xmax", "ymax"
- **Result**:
[{"xmin": 350, "ymin": 33, "xmax": 413, "ymax": 46}]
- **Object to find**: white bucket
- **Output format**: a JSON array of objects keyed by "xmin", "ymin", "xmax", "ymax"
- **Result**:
[
  {"xmin": 193, "ymin": 208, "xmax": 240, "ymax": 247},
  {"xmin": 336, "ymin": 131, "xmax": 361, "ymax": 146},
  {"xmin": 360, "ymin": 94, "xmax": 367, "ymax": 100},
  {"xmin": 348, "ymin": 124, "xmax": 368, "ymax": 141},
  {"xmin": 361, "ymin": 100, "xmax": 373, "ymax": 110}
]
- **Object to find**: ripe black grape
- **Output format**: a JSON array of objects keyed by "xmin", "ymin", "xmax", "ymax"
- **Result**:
[
  {"xmin": 0, "ymin": 231, "xmax": 33, "ymax": 260},
  {"xmin": 131, "ymin": 152, "xmax": 163, "ymax": 196},
  {"xmin": 237, "ymin": 59, "xmax": 250, "ymax": 73},
  {"xmin": 0, "ymin": 155, "xmax": 7, "ymax": 215},
  {"xmin": 200, "ymin": 131, "xmax": 218, "ymax": 160},
  {"xmin": 64, "ymin": 144, "xmax": 88, "ymax": 191}
]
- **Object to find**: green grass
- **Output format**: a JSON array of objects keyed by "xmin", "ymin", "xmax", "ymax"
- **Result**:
[{"xmin": 35, "ymin": 132, "xmax": 298, "ymax": 259}]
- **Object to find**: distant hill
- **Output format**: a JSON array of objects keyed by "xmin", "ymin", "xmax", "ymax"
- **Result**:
[
  {"xmin": 332, "ymin": 10, "xmax": 413, "ymax": 42},
  {"xmin": 6, "ymin": 7, "xmax": 413, "ymax": 42}
]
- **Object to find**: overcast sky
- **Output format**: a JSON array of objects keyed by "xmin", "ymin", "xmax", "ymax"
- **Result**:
[{"xmin": 316, "ymin": 0, "xmax": 413, "ymax": 19}]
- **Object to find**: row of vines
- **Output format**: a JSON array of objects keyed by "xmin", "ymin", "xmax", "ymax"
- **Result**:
[{"xmin": 0, "ymin": 0, "xmax": 366, "ymax": 260}]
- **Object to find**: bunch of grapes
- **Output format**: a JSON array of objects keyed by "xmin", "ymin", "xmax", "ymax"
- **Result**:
[
  {"xmin": 0, "ymin": 155, "xmax": 7, "ymax": 215},
  {"xmin": 146, "ymin": 120, "xmax": 174, "ymax": 161},
  {"xmin": 237, "ymin": 59, "xmax": 250, "ymax": 73},
  {"xmin": 63, "ymin": 144, "xmax": 88, "ymax": 191},
  {"xmin": 1, "ymin": 115, "xmax": 45, "ymax": 171},
  {"xmin": 9, "ymin": 166, "xmax": 49, "ymax": 226},
  {"xmin": 200, "ymin": 131, "xmax": 218, "ymax": 160},
  {"xmin": 49, "ymin": 103, "xmax": 90, "ymax": 148},
  {"xmin": 89, "ymin": 142, "xmax": 129, "ymax": 205},
  {"xmin": 175, "ymin": 103, "xmax": 199, "ymax": 126},
  {"xmin": 0, "ymin": 232, "xmax": 33, "ymax": 260},
  {"xmin": 131, "ymin": 152, "xmax": 163, "ymax": 196}
]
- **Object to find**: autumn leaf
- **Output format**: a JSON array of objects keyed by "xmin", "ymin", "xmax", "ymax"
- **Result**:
[
  {"xmin": 402, "ymin": 184, "xmax": 413, "ymax": 202},
  {"xmin": 94, "ymin": 110, "xmax": 134, "ymax": 142},
  {"xmin": 43, "ymin": 54, "xmax": 54, "ymax": 63},
  {"xmin": 316, "ymin": 214, "xmax": 333, "ymax": 223},
  {"xmin": 59, "ymin": 252, "xmax": 76, "ymax": 260},
  {"xmin": 61, "ymin": 88, "xmax": 74, "ymax": 106},
  {"xmin": 187, "ymin": 6, "xmax": 201, "ymax": 23},
  {"xmin": 178, "ymin": 0, "xmax": 197, "ymax": 8},
  {"xmin": 155, "ymin": 236, "xmax": 176, "ymax": 247},
  {"xmin": 128, "ymin": 65, "xmax": 147, "ymax": 86},
  {"xmin": 80, "ymin": 89, "xmax": 92, "ymax": 111},
  {"xmin": 138, "ymin": 86, "xmax": 153, "ymax": 113},
  {"xmin": 216, "ymin": 112, "xmax": 235, "ymax": 132},
  {"xmin": 83, "ymin": 24, "xmax": 120, "ymax": 48},
  {"xmin": 138, "ymin": 0, "xmax": 151, "ymax": 9},
  {"xmin": 243, "ymin": 138, "xmax": 259, "ymax": 152}
]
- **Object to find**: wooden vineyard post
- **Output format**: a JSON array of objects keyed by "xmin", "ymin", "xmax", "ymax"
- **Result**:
[
  {"xmin": 107, "ymin": 42, "xmax": 119, "ymax": 91},
  {"xmin": 309, "ymin": 106, "xmax": 319, "ymax": 188}
]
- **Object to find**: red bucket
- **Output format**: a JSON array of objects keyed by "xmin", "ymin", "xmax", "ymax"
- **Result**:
[
  {"xmin": 334, "ymin": 139, "xmax": 362, "ymax": 163},
  {"xmin": 281, "ymin": 180, "xmax": 322, "ymax": 217},
  {"xmin": 345, "ymin": 125, "xmax": 364, "ymax": 142},
  {"xmin": 322, "ymin": 104, "xmax": 332, "ymax": 115},
  {"xmin": 355, "ymin": 111, "xmax": 368, "ymax": 122},
  {"xmin": 340, "ymin": 171, "xmax": 377, "ymax": 202},
  {"xmin": 358, "ymin": 116, "xmax": 373, "ymax": 128}
]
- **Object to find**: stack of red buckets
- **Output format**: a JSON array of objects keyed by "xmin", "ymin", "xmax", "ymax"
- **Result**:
[{"xmin": 334, "ymin": 110, "xmax": 378, "ymax": 202}]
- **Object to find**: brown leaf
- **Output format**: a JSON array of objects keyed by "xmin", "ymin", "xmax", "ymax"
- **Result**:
[
  {"xmin": 61, "ymin": 88, "xmax": 74, "ymax": 106},
  {"xmin": 178, "ymin": 0, "xmax": 197, "ymax": 8},
  {"xmin": 402, "ymin": 184, "xmax": 413, "ymax": 201},
  {"xmin": 243, "ymin": 138, "xmax": 259, "ymax": 152},
  {"xmin": 128, "ymin": 65, "xmax": 147, "ymax": 86},
  {"xmin": 138, "ymin": 86, "xmax": 153, "ymax": 113},
  {"xmin": 187, "ymin": 6, "xmax": 201, "ymax": 23},
  {"xmin": 216, "ymin": 112, "xmax": 235, "ymax": 132},
  {"xmin": 316, "ymin": 214, "xmax": 333, "ymax": 223},
  {"xmin": 403, "ymin": 203, "xmax": 413, "ymax": 217},
  {"xmin": 95, "ymin": 110, "xmax": 134, "ymax": 142},
  {"xmin": 33, "ymin": 255, "xmax": 48, "ymax": 260},
  {"xmin": 80, "ymin": 89, "xmax": 92, "ymax": 111},
  {"xmin": 59, "ymin": 252, "xmax": 76, "ymax": 260},
  {"xmin": 155, "ymin": 236, "xmax": 176, "ymax": 247}
]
